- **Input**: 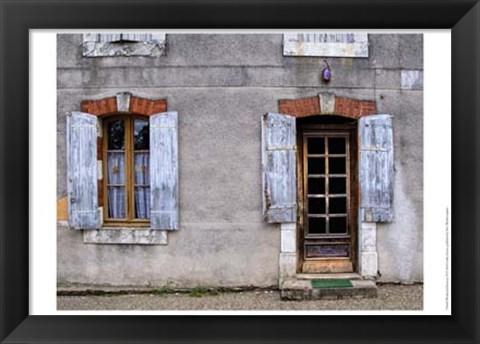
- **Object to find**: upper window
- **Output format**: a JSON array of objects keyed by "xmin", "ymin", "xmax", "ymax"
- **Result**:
[
  {"xmin": 82, "ymin": 33, "xmax": 166, "ymax": 57},
  {"xmin": 283, "ymin": 33, "xmax": 369, "ymax": 58},
  {"xmin": 104, "ymin": 115, "xmax": 150, "ymax": 224}
]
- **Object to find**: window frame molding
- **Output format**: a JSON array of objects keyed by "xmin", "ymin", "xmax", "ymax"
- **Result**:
[
  {"xmin": 64, "ymin": 93, "xmax": 174, "ymax": 245},
  {"xmin": 271, "ymin": 92, "xmax": 390, "ymax": 285}
]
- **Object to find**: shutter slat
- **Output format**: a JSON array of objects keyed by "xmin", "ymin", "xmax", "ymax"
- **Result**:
[
  {"xmin": 150, "ymin": 112, "xmax": 179, "ymax": 230},
  {"xmin": 98, "ymin": 33, "xmax": 122, "ymax": 42},
  {"xmin": 262, "ymin": 112, "xmax": 297, "ymax": 223},
  {"xmin": 359, "ymin": 114, "xmax": 394, "ymax": 222},
  {"xmin": 121, "ymin": 33, "xmax": 153, "ymax": 42},
  {"xmin": 67, "ymin": 112, "xmax": 99, "ymax": 229}
]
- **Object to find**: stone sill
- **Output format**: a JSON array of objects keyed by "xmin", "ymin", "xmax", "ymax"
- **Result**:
[{"xmin": 83, "ymin": 228, "xmax": 168, "ymax": 245}]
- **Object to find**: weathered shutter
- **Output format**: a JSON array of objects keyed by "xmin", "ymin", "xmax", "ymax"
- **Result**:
[
  {"xmin": 262, "ymin": 112, "xmax": 297, "ymax": 223},
  {"xmin": 121, "ymin": 33, "xmax": 152, "ymax": 42},
  {"xmin": 150, "ymin": 112, "xmax": 179, "ymax": 230},
  {"xmin": 67, "ymin": 112, "xmax": 99, "ymax": 229},
  {"xmin": 358, "ymin": 114, "xmax": 394, "ymax": 222}
]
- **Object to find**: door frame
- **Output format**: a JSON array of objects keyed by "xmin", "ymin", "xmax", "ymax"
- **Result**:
[{"xmin": 296, "ymin": 122, "xmax": 358, "ymax": 274}]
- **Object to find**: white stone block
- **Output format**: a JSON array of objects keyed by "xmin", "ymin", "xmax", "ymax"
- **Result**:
[
  {"xmin": 279, "ymin": 252, "xmax": 297, "ymax": 280},
  {"xmin": 281, "ymin": 229, "xmax": 296, "ymax": 253},
  {"xmin": 319, "ymin": 93, "xmax": 335, "ymax": 114},
  {"xmin": 280, "ymin": 222, "xmax": 296, "ymax": 253},
  {"xmin": 361, "ymin": 222, "xmax": 377, "ymax": 252},
  {"xmin": 280, "ymin": 222, "xmax": 296, "ymax": 231},
  {"xmin": 401, "ymin": 70, "xmax": 423, "ymax": 90},
  {"xmin": 360, "ymin": 252, "xmax": 378, "ymax": 277},
  {"xmin": 116, "ymin": 92, "xmax": 131, "ymax": 112}
]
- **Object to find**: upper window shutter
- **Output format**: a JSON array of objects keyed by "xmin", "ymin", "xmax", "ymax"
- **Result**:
[
  {"xmin": 262, "ymin": 112, "xmax": 297, "ymax": 223},
  {"xmin": 150, "ymin": 112, "xmax": 179, "ymax": 230},
  {"xmin": 67, "ymin": 111, "xmax": 99, "ymax": 229},
  {"xmin": 358, "ymin": 114, "xmax": 394, "ymax": 223}
]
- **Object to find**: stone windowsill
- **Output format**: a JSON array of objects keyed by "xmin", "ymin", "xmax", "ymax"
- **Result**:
[{"xmin": 83, "ymin": 227, "xmax": 168, "ymax": 245}]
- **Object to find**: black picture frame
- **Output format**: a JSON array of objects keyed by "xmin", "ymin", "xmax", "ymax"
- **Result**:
[{"xmin": 1, "ymin": 0, "xmax": 479, "ymax": 343}]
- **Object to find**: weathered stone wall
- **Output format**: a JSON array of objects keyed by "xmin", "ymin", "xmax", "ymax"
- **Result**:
[{"xmin": 57, "ymin": 34, "xmax": 423, "ymax": 286}]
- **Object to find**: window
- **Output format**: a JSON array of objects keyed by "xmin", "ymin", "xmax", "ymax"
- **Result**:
[
  {"xmin": 67, "ymin": 108, "xmax": 179, "ymax": 232},
  {"xmin": 82, "ymin": 33, "xmax": 166, "ymax": 57},
  {"xmin": 103, "ymin": 115, "xmax": 150, "ymax": 225}
]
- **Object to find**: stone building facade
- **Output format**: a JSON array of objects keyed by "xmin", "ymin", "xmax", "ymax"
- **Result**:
[{"xmin": 57, "ymin": 33, "xmax": 423, "ymax": 289}]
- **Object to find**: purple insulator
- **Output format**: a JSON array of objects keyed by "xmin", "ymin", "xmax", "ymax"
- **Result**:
[{"xmin": 322, "ymin": 67, "xmax": 331, "ymax": 82}]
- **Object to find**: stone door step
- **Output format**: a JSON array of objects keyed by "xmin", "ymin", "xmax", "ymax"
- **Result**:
[
  {"xmin": 296, "ymin": 273, "xmax": 362, "ymax": 280},
  {"xmin": 281, "ymin": 278, "xmax": 377, "ymax": 300}
]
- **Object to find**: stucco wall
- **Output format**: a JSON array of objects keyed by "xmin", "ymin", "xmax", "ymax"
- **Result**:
[{"xmin": 57, "ymin": 33, "xmax": 423, "ymax": 286}]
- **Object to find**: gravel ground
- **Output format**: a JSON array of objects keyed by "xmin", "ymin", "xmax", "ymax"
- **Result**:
[{"xmin": 57, "ymin": 284, "xmax": 422, "ymax": 310}]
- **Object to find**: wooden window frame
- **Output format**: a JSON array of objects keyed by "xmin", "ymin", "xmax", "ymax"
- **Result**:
[{"xmin": 103, "ymin": 114, "xmax": 150, "ymax": 227}]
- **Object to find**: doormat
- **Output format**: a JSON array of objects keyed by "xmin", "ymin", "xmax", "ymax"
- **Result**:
[{"xmin": 311, "ymin": 279, "xmax": 353, "ymax": 289}]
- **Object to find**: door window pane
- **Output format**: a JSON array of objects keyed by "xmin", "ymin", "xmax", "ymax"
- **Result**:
[
  {"xmin": 329, "ymin": 157, "xmax": 346, "ymax": 174},
  {"xmin": 308, "ymin": 158, "xmax": 325, "ymax": 174},
  {"xmin": 308, "ymin": 197, "xmax": 326, "ymax": 214},
  {"xmin": 330, "ymin": 197, "xmax": 347, "ymax": 214},
  {"xmin": 328, "ymin": 137, "xmax": 346, "ymax": 154},
  {"xmin": 308, "ymin": 217, "xmax": 326, "ymax": 235},
  {"xmin": 308, "ymin": 137, "xmax": 325, "ymax": 154},
  {"xmin": 330, "ymin": 217, "xmax": 347, "ymax": 234},
  {"xmin": 329, "ymin": 177, "xmax": 346, "ymax": 194},
  {"xmin": 308, "ymin": 177, "xmax": 325, "ymax": 194}
]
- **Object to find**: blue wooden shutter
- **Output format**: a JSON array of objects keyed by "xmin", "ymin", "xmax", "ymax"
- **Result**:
[
  {"xmin": 262, "ymin": 112, "xmax": 297, "ymax": 223},
  {"xmin": 358, "ymin": 114, "xmax": 394, "ymax": 222},
  {"xmin": 150, "ymin": 112, "xmax": 179, "ymax": 230},
  {"xmin": 67, "ymin": 112, "xmax": 99, "ymax": 229}
]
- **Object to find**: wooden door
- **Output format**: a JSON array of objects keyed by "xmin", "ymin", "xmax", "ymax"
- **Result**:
[{"xmin": 299, "ymin": 127, "xmax": 358, "ymax": 273}]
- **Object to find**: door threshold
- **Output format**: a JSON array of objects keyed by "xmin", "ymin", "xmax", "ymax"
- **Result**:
[{"xmin": 296, "ymin": 272, "xmax": 362, "ymax": 280}]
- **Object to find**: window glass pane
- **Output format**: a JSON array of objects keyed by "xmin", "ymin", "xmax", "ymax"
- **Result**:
[
  {"xmin": 308, "ymin": 137, "xmax": 325, "ymax": 154},
  {"xmin": 107, "ymin": 119, "xmax": 125, "ymax": 150},
  {"xmin": 308, "ymin": 217, "xmax": 326, "ymax": 234},
  {"xmin": 308, "ymin": 177, "xmax": 325, "ymax": 194},
  {"xmin": 328, "ymin": 137, "xmax": 346, "ymax": 154},
  {"xmin": 308, "ymin": 158, "xmax": 325, "ymax": 174},
  {"xmin": 329, "ymin": 197, "xmax": 347, "ymax": 214},
  {"xmin": 329, "ymin": 157, "xmax": 346, "ymax": 174},
  {"xmin": 330, "ymin": 217, "xmax": 347, "ymax": 234},
  {"xmin": 329, "ymin": 177, "xmax": 346, "ymax": 194},
  {"xmin": 134, "ymin": 152, "xmax": 149, "ymax": 185},
  {"xmin": 108, "ymin": 186, "xmax": 126, "ymax": 218},
  {"xmin": 107, "ymin": 153, "xmax": 125, "ymax": 184},
  {"xmin": 308, "ymin": 197, "xmax": 326, "ymax": 214},
  {"xmin": 134, "ymin": 119, "xmax": 149, "ymax": 150},
  {"xmin": 134, "ymin": 186, "xmax": 151, "ymax": 219}
]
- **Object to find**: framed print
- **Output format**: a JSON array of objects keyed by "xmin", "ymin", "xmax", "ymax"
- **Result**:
[{"xmin": 1, "ymin": 0, "xmax": 479, "ymax": 343}]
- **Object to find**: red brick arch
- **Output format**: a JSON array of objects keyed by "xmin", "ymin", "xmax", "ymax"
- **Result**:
[
  {"xmin": 81, "ymin": 93, "xmax": 167, "ymax": 116},
  {"xmin": 278, "ymin": 93, "xmax": 376, "ymax": 119}
]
